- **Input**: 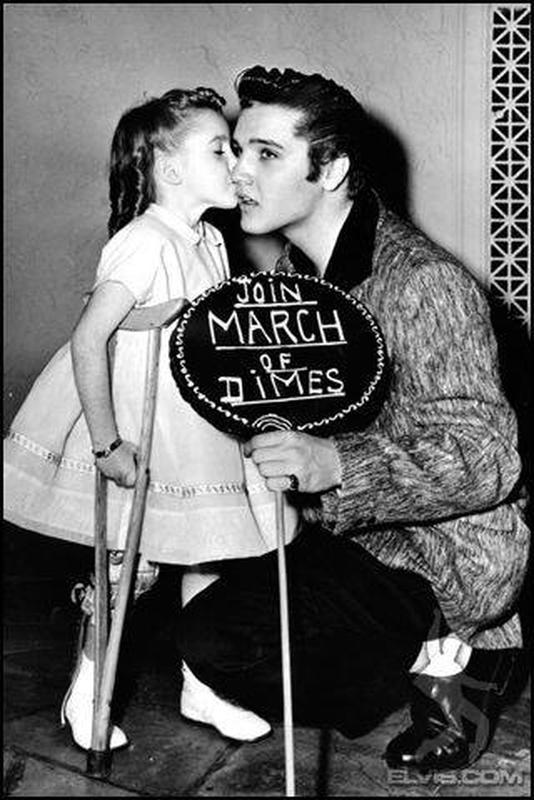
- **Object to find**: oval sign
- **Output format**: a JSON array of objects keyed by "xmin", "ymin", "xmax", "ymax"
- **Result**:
[{"xmin": 169, "ymin": 272, "xmax": 388, "ymax": 439}]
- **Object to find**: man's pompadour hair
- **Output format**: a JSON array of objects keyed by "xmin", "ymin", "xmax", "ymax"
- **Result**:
[{"xmin": 235, "ymin": 65, "xmax": 368, "ymax": 198}]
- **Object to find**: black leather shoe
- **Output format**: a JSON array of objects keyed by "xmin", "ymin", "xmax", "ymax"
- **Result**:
[{"xmin": 383, "ymin": 648, "xmax": 517, "ymax": 772}]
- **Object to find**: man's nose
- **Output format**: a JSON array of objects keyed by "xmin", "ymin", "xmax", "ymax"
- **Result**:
[{"xmin": 231, "ymin": 154, "xmax": 252, "ymax": 185}]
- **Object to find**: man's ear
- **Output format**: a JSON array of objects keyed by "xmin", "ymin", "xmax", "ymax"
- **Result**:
[
  {"xmin": 321, "ymin": 154, "xmax": 350, "ymax": 192},
  {"xmin": 155, "ymin": 152, "xmax": 182, "ymax": 185}
]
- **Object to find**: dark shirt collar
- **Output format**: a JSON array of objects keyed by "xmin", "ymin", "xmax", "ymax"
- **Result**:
[{"xmin": 288, "ymin": 185, "xmax": 379, "ymax": 292}]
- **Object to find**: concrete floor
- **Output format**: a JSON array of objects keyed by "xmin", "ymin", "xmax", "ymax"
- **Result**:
[{"xmin": 3, "ymin": 524, "xmax": 531, "ymax": 797}]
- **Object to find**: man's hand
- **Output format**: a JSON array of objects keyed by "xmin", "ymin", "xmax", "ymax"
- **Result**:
[{"xmin": 243, "ymin": 430, "xmax": 342, "ymax": 494}]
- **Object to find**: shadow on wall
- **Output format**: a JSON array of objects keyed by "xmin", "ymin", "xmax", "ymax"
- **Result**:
[{"xmin": 363, "ymin": 111, "xmax": 411, "ymax": 221}]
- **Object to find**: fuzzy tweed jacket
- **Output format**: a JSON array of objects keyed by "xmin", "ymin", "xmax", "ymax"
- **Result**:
[{"xmin": 279, "ymin": 189, "xmax": 530, "ymax": 650}]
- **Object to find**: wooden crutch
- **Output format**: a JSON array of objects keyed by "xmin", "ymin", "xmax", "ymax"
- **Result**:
[{"xmin": 86, "ymin": 298, "xmax": 186, "ymax": 778}]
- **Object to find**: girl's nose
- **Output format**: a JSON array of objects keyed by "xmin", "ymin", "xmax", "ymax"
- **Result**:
[{"xmin": 226, "ymin": 149, "xmax": 237, "ymax": 172}]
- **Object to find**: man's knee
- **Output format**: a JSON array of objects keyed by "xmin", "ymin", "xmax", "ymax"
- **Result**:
[
  {"xmin": 178, "ymin": 591, "xmax": 235, "ymax": 670},
  {"xmin": 178, "ymin": 581, "xmax": 266, "ymax": 677}
]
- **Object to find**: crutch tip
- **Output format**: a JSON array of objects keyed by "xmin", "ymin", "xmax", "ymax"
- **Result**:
[{"xmin": 86, "ymin": 748, "xmax": 112, "ymax": 778}]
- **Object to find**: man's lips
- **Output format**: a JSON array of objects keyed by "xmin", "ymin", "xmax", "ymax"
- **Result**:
[{"xmin": 237, "ymin": 194, "xmax": 259, "ymax": 206}]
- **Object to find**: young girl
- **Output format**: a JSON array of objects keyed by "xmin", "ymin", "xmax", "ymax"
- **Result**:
[{"xmin": 3, "ymin": 87, "xmax": 298, "ymax": 750}]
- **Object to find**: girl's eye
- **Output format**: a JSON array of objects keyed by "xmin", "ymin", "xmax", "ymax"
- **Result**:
[{"xmin": 260, "ymin": 148, "xmax": 277, "ymax": 160}]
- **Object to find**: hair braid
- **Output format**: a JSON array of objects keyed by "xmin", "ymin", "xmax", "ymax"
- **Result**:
[{"xmin": 107, "ymin": 87, "xmax": 226, "ymax": 239}]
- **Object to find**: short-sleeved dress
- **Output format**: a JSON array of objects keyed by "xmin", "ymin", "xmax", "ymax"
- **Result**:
[{"xmin": 3, "ymin": 203, "xmax": 299, "ymax": 563}]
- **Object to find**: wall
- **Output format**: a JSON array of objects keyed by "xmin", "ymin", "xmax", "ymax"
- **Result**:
[{"xmin": 4, "ymin": 3, "xmax": 490, "ymax": 427}]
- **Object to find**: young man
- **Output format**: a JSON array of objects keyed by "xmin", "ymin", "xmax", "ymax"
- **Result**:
[{"xmin": 178, "ymin": 66, "xmax": 530, "ymax": 771}]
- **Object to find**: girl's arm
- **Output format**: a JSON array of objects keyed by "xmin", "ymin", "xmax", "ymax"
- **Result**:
[{"xmin": 71, "ymin": 281, "xmax": 137, "ymax": 488}]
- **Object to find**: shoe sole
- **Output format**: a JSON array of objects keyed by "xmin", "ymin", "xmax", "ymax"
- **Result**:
[{"xmin": 180, "ymin": 709, "xmax": 272, "ymax": 743}]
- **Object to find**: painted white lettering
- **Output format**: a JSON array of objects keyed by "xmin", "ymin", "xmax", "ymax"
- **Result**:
[
  {"xmin": 208, "ymin": 310, "xmax": 244, "ymax": 345},
  {"xmin": 296, "ymin": 309, "xmax": 316, "ymax": 342},
  {"xmin": 218, "ymin": 376, "xmax": 243, "ymax": 404},
  {"xmin": 248, "ymin": 311, "xmax": 273, "ymax": 344},
  {"xmin": 235, "ymin": 280, "xmax": 250, "ymax": 304},
  {"xmin": 279, "ymin": 281, "xmax": 302, "ymax": 304},
  {"xmin": 253, "ymin": 372, "xmax": 267, "ymax": 399},
  {"xmin": 270, "ymin": 310, "xmax": 298, "ymax": 344},
  {"xmin": 252, "ymin": 282, "xmax": 266, "ymax": 304},
  {"xmin": 308, "ymin": 370, "xmax": 323, "ymax": 395},
  {"xmin": 278, "ymin": 352, "xmax": 292, "ymax": 369},
  {"xmin": 260, "ymin": 353, "xmax": 273, "ymax": 371},
  {"xmin": 316, "ymin": 309, "xmax": 345, "ymax": 343},
  {"xmin": 270, "ymin": 370, "xmax": 304, "ymax": 398},
  {"xmin": 326, "ymin": 368, "xmax": 345, "ymax": 394}
]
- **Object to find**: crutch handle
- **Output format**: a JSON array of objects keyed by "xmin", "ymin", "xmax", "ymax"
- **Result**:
[
  {"xmin": 119, "ymin": 298, "xmax": 187, "ymax": 331},
  {"xmin": 82, "ymin": 293, "xmax": 188, "ymax": 332}
]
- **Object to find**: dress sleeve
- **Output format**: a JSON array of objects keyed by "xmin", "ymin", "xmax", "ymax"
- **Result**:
[
  {"xmin": 319, "ymin": 260, "xmax": 523, "ymax": 533},
  {"xmin": 93, "ymin": 224, "xmax": 167, "ymax": 305}
]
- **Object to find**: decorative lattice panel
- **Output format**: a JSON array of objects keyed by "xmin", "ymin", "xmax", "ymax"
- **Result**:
[{"xmin": 489, "ymin": 5, "xmax": 530, "ymax": 329}]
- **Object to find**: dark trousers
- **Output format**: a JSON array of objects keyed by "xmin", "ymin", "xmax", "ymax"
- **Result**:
[{"xmin": 178, "ymin": 526, "xmax": 447, "ymax": 735}]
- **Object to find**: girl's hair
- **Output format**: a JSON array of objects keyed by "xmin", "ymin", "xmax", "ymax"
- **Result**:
[
  {"xmin": 108, "ymin": 87, "xmax": 226, "ymax": 238},
  {"xmin": 235, "ymin": 66, "xmax": 368, "ymax": 199}
]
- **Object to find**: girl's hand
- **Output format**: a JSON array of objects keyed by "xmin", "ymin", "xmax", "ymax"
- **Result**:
[{"xmin": 96, "ymin": 440, "xmax": 138, "ymax": 488}]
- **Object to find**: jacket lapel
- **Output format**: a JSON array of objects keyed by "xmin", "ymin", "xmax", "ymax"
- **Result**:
[{"xmin": 286, "ymin": 185, "xmax": 379, "ymax": 291}]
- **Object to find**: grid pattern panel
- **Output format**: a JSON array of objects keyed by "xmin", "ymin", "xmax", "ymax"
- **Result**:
[{"xmin": 489, "ymin": 5, "xmax": 530, "ymax": 329}]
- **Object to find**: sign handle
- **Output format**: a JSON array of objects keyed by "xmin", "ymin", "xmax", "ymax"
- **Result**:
[{"xmin": 275, "ymin": 489, "xmax": 296, "ymax": 797}]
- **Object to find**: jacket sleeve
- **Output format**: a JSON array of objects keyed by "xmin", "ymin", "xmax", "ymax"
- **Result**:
[{"xmin": 319, "ymin": 260, "xmax": 523, "ymax": 534}]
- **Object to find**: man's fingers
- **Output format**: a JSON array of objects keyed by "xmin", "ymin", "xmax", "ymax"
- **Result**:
[
  {"xmin": 243, "ymin": 430, "xmax": 291, "ymax": 456},
  {"xmin": 256, "ymin": 460, "xmax": 292, "ymax": 479},
  {"xmin": 249, "ymin": 446, "xmax": 293, "ymax": 466},
  {"xmin": 265, "ymin": 476, "xmax": 293, "ymax": 492}
]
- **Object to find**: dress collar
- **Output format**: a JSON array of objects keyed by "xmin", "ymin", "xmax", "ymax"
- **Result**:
[{"xmin": 147, "ymin": 203, "xmax": 224, "ymax": 246}]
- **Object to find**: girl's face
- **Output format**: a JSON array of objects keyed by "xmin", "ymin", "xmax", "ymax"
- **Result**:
[{"xmin": 171, "ymin": 109, "xmax": 237, "ymax": 211}]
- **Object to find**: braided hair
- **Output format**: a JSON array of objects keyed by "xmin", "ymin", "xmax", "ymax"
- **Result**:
[
  {"xmin": 235, "ymin": 66, "xmax": 368, "ymax": 198},
  {"xmin": 108, "ymin": 87, "xmax": 226, "ymax": 239}
]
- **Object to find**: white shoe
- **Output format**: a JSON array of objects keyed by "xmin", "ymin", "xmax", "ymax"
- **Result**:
[
  {"xmin": 60, "ymin": 653, "xmax": 129, "ymax": 751},
  {"xmin": 180, "ymin": 662, "xmax": 271, "ymax": 742}
]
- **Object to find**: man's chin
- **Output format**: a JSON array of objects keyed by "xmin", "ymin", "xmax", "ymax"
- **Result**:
[{"xmin": 239, "ymin": 213, "xmax": 272, "ymax": 236}]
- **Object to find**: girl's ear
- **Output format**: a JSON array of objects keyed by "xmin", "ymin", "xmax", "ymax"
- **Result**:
[
  {"xmin": 155, "ymin": 152, "xmax": 182, "ymax": 185},
  {"xmin": 321, "ymin": 154, "xmax": 350, "ymax": 193}
]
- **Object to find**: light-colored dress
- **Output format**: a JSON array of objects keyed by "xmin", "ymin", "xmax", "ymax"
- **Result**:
[{"xmin": 3, "ymin": 203, "xmax": 298, "ymax": 563}]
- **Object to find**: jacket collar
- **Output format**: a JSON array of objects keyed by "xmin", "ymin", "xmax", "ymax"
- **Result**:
[{"xmin": 287, "ymin": 184, "xmax": 379, "ymax": 291}]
